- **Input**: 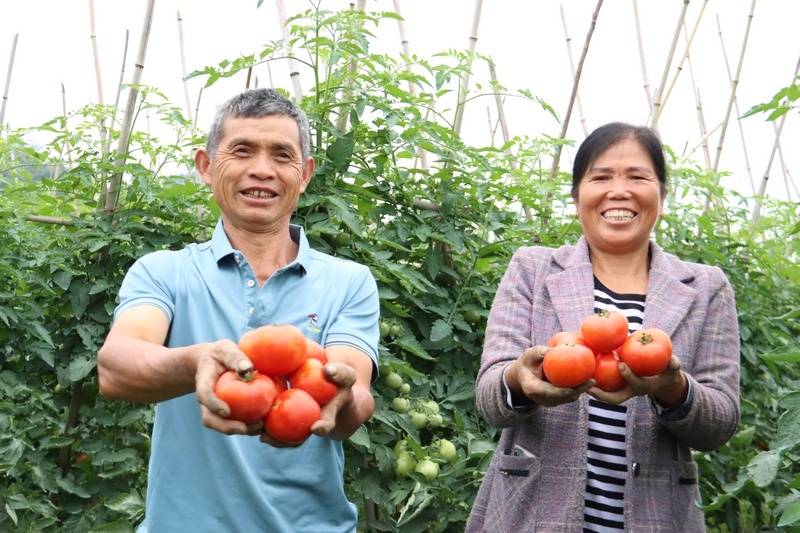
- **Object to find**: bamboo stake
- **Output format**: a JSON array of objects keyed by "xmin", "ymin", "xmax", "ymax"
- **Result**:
[
  {"xmin": 632, "ymin": 0, "xmax": 652, "ymax": 114},
  {"xmin": 649, "ymin": 0, "xmax": 689, "ymax": 130},
  {"xmin": 392, "ymin": 0, "xmax": 430, "ymax": 170},
  {"xmin": 682, "ymin": 22, "xmax": 711, "ymax": 169},
  {"xmin": 559, "ymin": 4, "xmax": 588, "ymax": 136},
  {"xmin": 751, "ymin": 54, "xmax": 800, "ymax": 223},
  {"xmin": 716, "ymin": 15, "xmax": 755, "ymax": 194},
  {"xmin": 102, "ymin": 0, "xmax": 156, "ymax": 212},
  {"xmin": 266, "ymin": 61, "xmax": 274, "ymax": 88},
  {"xmin": 712, "ymin": 0, "xmax": 756, "ymax": 174},
  {"xmin": 52, "ymin": 83, "xmax": 68, "ymax": 180},
  {"xmin": 774, "ymin": 121, "xmax": 793, "ymax": 200},
  {"xmin": 489, "ymin": 60, "xmax": 533, "ymax": 222},
  {"xmin": 452, "ymin": 0, "xmax": 484, "ymax": 136},
  {"xmin": 275, "ymin": 0, "xmax": 303, "ymax": 101},
  {"xmin": 335, "ymin": 0, "xmax": 366, "ymax": 132},
  {"xmin": 549, "ymin": 0, "xmax": 603, "ymax": 181},
  {"xmin": 654, "ymin": 0, "xmax": 707, "ymax": 124},
  {"xmin": 246, "ymin": 66, "xmax": 253, "ymax": 89},
  {"xmin": 88, "ymin": 0, "xmax": 104, "ymax": 105},
  {"xmin": 0, "ymin": 33, "xmax": 19, "ymax": 130},
  {"xmin": 676, "ymin": 120, "xmax": 722, "ymax": 168},
  {"xmin": 176, "ymin": 11, "xmax": 193, "ymax": 121},
  {"xmin": 100, "ymin": 29, "xmax": 129, "ymax": 201}
]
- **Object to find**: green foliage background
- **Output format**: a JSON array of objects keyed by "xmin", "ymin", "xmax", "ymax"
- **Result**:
[{"xmin": 0, "ymin": 6, "xmax": 798, "ymax": 532}]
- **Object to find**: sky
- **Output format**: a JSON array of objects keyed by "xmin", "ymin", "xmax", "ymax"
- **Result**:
[{"xmin": 1, "ymin": 0, "xmax": 798, "ymax": 203}]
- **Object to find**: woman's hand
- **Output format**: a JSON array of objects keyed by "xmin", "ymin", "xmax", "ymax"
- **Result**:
[
  {"xmin": 589, "ymin": 355, "xmax": 688, "ymax": 406},
  {"xmin": 505, "ymin": 346, "xmax": 595, "ymax": 407}
]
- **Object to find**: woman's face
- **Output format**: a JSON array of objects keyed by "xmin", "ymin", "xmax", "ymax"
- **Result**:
[{"xmin": 574, "ymin": 138, "xmax": 663, "ymax": 256}]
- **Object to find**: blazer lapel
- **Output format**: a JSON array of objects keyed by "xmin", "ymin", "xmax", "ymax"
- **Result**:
[
  {"xmin": 643, "ymin": 242, "xmax": 697, "ymax": 337},
  {"xmin": 545, "ymin": 237, "xmax": 596, "ymax": 332}
]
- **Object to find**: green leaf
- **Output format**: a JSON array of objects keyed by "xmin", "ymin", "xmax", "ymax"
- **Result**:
[
  {"xmin": 326, "ymin": 131, "xmax": 355, "ymax": 172},
  {"xmin": 746, "ymin": 450, "xmax": 781, "ymax": 487},
  {"xmin": 56, "ymin": 475, "xmax": 91, "ymax": 498},
  {"xmin": 760, "ymin": 351, "xmax": 800, "ymax": 363},
  {"xmin": 53, "ymin": 271, "xmax": 73, "ymax": 291},
  {"xmin": 780, "ymin": 392, "xmax": 800, "ymax": 410},
  {"xmin": 778, "ymin": 499, "xmax": 800, "ymax": 527},
  {"xmin": 66, "ymin": 357, "xmax": 96, "ymax": 383},
  {"xmin": 32, "ymin": 322, "xmax": 55, "ymax": 347},
  {"xmin": 773, "ymin": 408, "xmax": 800, "ymax": 449},
  {"xmin": 429, "ymin": 319, "xmax": 452, "ymax": 342},
  {"xmin": 4, "ymin": 504, "xmax": 17, "ymax": 527},
  {"xmin": 395, "ymin": 335, "xmax": 435, "ymax": 361},
  {"xmin": 104, "ymin": 490, "xmax": 144, "ymax": 519},
  {"xmin": 88, "ymin": 520, "xmax": 135, "ymax": 533},
  {"xmin": 468, "ymin": 439, "xmax": 496, "ymax": 456},
  {"xmin": 39, "ymin": 436, "xmax": 75, "ymax": 450},
  {"xmin": 348, "ymin": 426, "xmax": 371, "ymax": 449}
]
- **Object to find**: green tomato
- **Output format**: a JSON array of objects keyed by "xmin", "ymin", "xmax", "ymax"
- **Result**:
[
  {"xmin": 379, "ymin": 322, "xmax": 391, "ymax": 339},
  {"xmin": 390, "ymin": 324, "xmax": 402, "ymax": 337},
  {"xmin": 415, "ymin": 458, "xmax": 439, "ymax": 481},
  {"xmin": 427, "ymin": 413, "xmax": 444, "ymax": 427},
  {"xmin": 464, "ymin": 309, "xmax": 481, "ymax": 324},
  {"xmin": 385, "ymin": 371, "xmax": 404, "ymax": 390},
  {"xmin": 398, "ymin": 383, "xmax": 411, "ymax": 394},
  {"xmin": 409, "ymin": 410, "xmax": 428, "ymax": 429},
  {"xmin": 395, "ymin": 452, "xmax": 417, "ymax": 477},
  {"xmin": 437, "ymin": 439, "xmax": 457, "ymax": 462},
  {"xmin": 420, "ymin": 400, "xmax": 439, "ymax": 415},
  {"xmin": 393, "ymin": 439, "xmax": 408, "ymax": 456},
  {"xmin": 391, "ymin": 397, "xmax": 411, "ymax": 413}
]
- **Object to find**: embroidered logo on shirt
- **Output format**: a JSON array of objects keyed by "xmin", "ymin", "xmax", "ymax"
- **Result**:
[{"xmin": 306, "ymin": 313, "xmax": 320, "ymax": 333}]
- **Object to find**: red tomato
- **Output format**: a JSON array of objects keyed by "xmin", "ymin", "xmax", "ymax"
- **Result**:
[
  {"xmin": 547, "ymin": 331, "xmax": 585, "ymax": 347},
  {"xmin": 265, "ymin": 389, "xmax": 322, "ymax": 443},
  {"xmin": 305, "ymin": 339, "xmax": 328, "ymax": 364},
  {"xmin": 580, "ymin": 311, "xmax": 629, "ymax": 353},
  {"xmin": 593, "ymin": 352, "xmax": 625, "ymax": 392},
  {"xmin": 214, "ymin": 370, "xmax": 279, "ymax": 423},
  {"xmin": 542, "ymin": 344, "xmax": 596, "ymax": 388},
  {"xmin": 239, "ymin": 324, "xmax": 308, "ymax": 376},
  {"xmin": 619, "ymin": 328, "xmax": 672, "ymax": 377},
  {"xmin": 289, "ymin": 358, "xmax": 338, "ymax": 406}
]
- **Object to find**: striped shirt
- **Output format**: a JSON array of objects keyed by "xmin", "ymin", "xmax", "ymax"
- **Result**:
[{"xmin": 583, "ymin": 277, "xmax": 645, "ymax": 533}]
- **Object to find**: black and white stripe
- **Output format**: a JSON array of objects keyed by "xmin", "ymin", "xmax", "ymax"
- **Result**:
[{"xmin": 584, "ymin": 278, "xmax": 645, "ymax": 533}]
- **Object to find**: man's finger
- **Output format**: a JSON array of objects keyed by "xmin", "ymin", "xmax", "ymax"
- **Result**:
[
  {"xmin": 200, "ymin": 405, "xmax": 248, "ymax": 435},
  {"xmin": 324, "ymin": 363, "xmax": 356, "ymax": 389},
  {"xmin": 195, "ymin": 362, "xmax": 229, "ymax": 417}
]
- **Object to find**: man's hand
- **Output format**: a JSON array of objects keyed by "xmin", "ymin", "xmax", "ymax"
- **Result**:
[
  {"xmin": 194, "ymin": 339, "xmax": 263, "ymax": 436},
  {"xmin": 589, "ymin": 355, "xmax": 687, "ymax": 406},
  {"xmin": 505, "ymin": 346, "xmax": 595, "ymax": 407}
]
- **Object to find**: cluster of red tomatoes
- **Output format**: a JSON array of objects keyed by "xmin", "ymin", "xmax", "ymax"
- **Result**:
[
  {"xmin": 214, "ymin": 324, "xmax": 337, "ymax": 443},
  {"xmin": 543, "ymin": 311, "xmax": 673, "ymax": 391}
]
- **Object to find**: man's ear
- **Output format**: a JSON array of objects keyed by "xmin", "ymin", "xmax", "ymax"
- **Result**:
[
  {"xmin": 299, "ymin": 156, "xmax": 315, "ymax": 193},
  {"xmin": 195, "ymin": 148, "xmax": 212, "ymax": 185}
]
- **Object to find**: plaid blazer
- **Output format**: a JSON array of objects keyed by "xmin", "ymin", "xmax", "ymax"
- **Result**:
[{"xmin": 466, "ymin": 237, "xmax": 740, "ymax": 533}]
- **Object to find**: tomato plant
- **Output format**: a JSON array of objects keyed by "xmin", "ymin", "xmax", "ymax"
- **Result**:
[
  {"xmin": 214, "ymin": 370, "xmax": 279, "ymax": 423},
  {"xmin": 415, "ymin": 458, "xmax": 440, "ymax": 481},
  {"xmin": 288, "ymin": 358, "xmax": 338, "ymax": 406},
  {"xmin": 264, "ymin": 389, "xmax": 322, "ymax": 443},
  {"xmin": 580, "ymin": 311, "xmax": 629, "ymax": 353},
  {"xmin": 593, "ymin": 352, "xmax": 625, "ymax": 392},
  {"xmin": 619, "ymin": 328, "xmax": 672, "ymax": 377},
  {"xmin": 239, "ymin": 324, "xmax": 308, "ymax": 376},
  {"xmin": 542, "ymin": 344, "xmax": 596, "ymax": 387}
]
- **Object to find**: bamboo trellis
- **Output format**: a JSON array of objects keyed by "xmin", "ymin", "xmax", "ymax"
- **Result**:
[
  {"xmin": 177, "ymin": 11, "xmax": 193, "ymax": 122},
  {"xmin": 275, "ymin": 0, "xmax": 303, "ymax": 101},
  {"xmin": 549, "ymin": 0, "xmax": 603, "ymax": 181},
  {"xmin": 0, "ymin": 33, "xmax": 19, "ymax": 130},
  {"xmin": 632, "ymin": 0, "xmax": 653, "ymax": 113},
  {"xmin": 559, "ymin": 4, "xmax": 588, "ymax": 136},
  {"xmin": 102, "ymin": 0, "xmax": 156, "ymax": 212},
  {"xmin": 452, "ymin": 0, "xmax": 484, "ymax": 136},
  {"xmin": 649, "ymin": 0, "xmax": 689, "ymax": 130}
]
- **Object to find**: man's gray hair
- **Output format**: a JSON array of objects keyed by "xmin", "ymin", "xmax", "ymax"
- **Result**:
[{"xmin": 205, "ymin": 88, "xmax": 312, "ymax": 161}]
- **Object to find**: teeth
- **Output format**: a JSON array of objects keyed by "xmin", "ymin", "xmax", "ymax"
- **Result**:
[
  {"xmin": 603, "ymin": 209, "xmax": 635, "ymax": 221},
  {"xmin": 243, "ymin": 190, "xmax": 276, "ymax": 199}
]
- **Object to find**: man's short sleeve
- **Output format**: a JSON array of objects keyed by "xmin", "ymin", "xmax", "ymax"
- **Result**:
[
  {"xmin": 114, "ymin": 250, "xmax": 176, "ymax": 322},
  {"xmin": 324, "ymin": 265, "xmax": 380, "ymax": 373}
]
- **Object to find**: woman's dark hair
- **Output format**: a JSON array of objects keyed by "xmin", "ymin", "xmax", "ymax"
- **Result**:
[{"xmin": 571, "ymin": 122, "xmax": 667, "ymax": 198}]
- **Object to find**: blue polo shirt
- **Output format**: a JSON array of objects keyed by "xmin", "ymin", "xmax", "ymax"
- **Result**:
[{"xmin": 114, "ymin": 220, "xmax": 379, "ymax": 533}]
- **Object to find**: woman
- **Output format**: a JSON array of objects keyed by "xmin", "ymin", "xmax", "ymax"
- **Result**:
[{"xmin": 466, "ymin": 123, "xmax": 740, "ymax": 532}]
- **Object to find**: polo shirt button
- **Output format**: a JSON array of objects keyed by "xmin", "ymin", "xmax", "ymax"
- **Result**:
[
  {"xmin": 246, "ymin": 279, "xmax": 255, "ymax": 288},
  {"xmin": 235, "ymin": 255, "xmax": 241, "ymax": 263},
  {"xmin": 248, "ymin": 307, "xmax": 254, "ymax": 315},
  {"xmin": 632, "ymin": 462, "xmax": 641, "ymax": 477}
]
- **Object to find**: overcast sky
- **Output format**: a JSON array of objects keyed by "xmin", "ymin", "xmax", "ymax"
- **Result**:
[{"xmin": 1, "ymin": 0, "xmax": 798, "ymax": 202}]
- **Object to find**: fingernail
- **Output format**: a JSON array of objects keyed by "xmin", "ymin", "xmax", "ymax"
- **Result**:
[{"xmin": 237, "ymin": 360, "xmax": 252, "ymax": 372}]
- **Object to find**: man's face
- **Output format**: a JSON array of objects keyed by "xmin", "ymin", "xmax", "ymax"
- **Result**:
[{"xmin": 195, "ymin": 115, "xmax": 314, "ymax": 234}]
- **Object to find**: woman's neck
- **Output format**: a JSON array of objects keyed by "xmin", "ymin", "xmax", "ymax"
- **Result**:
[{"xmin": 589, "ymin": 244, "xmax": 650, "ymax": 294}]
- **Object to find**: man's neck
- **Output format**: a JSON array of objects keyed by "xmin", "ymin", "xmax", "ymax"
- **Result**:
[{"xmin": 222, "ymin": 219, "xmax": 299, "ymax": 285}]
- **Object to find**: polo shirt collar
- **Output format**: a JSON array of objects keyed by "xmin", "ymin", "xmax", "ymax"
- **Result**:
[{"xmin": 210, "ymin": 219, "xmax": 310, "ymax": 274}]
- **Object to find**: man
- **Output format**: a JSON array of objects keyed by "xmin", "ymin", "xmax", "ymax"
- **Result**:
[{"xmin": 98, "ymin": 88, "xmax": 379, "ymax": 532}]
